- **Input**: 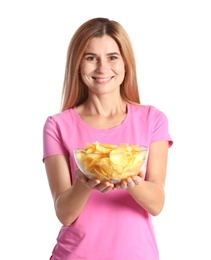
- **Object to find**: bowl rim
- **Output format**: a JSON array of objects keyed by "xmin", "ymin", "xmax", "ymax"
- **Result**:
[{"xmin": 73, "ymin": 145, "xmax": 148, "ymax": 154}]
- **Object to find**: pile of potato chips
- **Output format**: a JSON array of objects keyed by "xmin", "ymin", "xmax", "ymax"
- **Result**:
[{"xmin": 74, "ymin": 141, "xmax": 148, "ymax": 181}]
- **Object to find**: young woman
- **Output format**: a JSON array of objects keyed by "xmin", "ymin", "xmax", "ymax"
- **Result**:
[{"xmin": 43, "ymin": 17, "xmax": 173, "ymax": 260}]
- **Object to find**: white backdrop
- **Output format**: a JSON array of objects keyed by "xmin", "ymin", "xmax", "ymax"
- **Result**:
[{"xmin": 0, "ymin": 0, "xmax": 211, "ymax": 259}]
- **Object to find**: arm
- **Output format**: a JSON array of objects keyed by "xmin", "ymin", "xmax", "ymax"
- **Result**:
[
  {"xmin": 115, "ymin": 141, "xmax": 169, "ymax": 216},
  {"xmin": 44, "ymin": 155, "xmax": 93, "ymax": 226},
  {"xmin": 44, "ymin": 155, "xmax": 114, "ymax": 226}
]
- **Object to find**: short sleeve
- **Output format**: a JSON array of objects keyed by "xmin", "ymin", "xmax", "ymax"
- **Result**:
[
  {"xmin": 151, "ymin": 108, "xmax": 173, "ymax": 147},
  {"xmin": 42, "ymin": 116, "xmax": 69, "ymax": 161}
]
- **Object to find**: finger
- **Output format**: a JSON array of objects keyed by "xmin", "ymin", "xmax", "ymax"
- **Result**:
[
  {"xmin": 100, "ymin": 184, "xmax": 114, "ymax": 193},
  {"xmin": 120, "ymin": 180, "xmax": 128, "ymax": 189},
  {"xmin": 132, "ymin": 175, "xmax": 142, "ymax": 185},
  {"xmin": 86, "ymin": 179, "xmax": 101, "ymax": 188},
  {"xmin": 139, "ymin": 166, "xmax": 146, "ymax": 177},
  {"xmin": 95, "ymin": 181, "xmax": 114, "ymax": 191},
  {"xmin": 126, "ymin": 177, "xmax": 135, "ymax": 188}
]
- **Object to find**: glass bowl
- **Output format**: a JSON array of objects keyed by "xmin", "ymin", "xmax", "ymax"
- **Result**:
[{"xmin": 74, "ymin": 144, "xmax": 148, "ymax": 183}]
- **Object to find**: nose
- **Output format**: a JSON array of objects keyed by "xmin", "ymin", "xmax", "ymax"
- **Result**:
[{"xmin": 96, "ymin": 59, "xmax": 109, "ymax": 73}]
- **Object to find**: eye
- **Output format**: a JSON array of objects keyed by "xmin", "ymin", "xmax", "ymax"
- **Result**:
[
  {"xmin": 86, "ymin": 55, "xmax": 97, "ymax": 61},
  {"xmin": 109, "ymin": 55, "xmax": 118, "ymax": 61}
]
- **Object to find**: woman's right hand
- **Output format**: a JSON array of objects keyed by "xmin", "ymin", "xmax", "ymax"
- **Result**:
[{"xmin": 75, "ymin": 168, "xmax": 114, "ymax": 193}]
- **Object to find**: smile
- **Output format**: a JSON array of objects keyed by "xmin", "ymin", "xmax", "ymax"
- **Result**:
[{"xmin": 92, "ymin": 77, "xmax": 113, "ymax": 82}]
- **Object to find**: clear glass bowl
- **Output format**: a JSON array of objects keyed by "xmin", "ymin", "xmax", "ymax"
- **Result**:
[{"xmin": 74, "ymin": 145, "xmax": 148, "ymax": 183}]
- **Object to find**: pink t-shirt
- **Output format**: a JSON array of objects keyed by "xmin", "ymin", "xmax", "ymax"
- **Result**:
[{"xmin": 43, "ymin": 104, "xmax": 173, "ymax": 260}]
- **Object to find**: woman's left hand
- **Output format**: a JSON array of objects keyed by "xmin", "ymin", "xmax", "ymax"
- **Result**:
[
  {"xmin": 114, "ymin": 168, "xmax": 145, "ymax": 190},
  {"xmin": 114, "ymin": 175, "xmax": 142, "ymax": 190}
]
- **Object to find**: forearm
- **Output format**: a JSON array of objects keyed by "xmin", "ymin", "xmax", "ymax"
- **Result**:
[
  {"xmin": 55, "ymin": 179, "xmax": 92, "ymax": 226},
  {"xmin": 128, "ymin": 180, "xmax": 165, "ymax": 216}
]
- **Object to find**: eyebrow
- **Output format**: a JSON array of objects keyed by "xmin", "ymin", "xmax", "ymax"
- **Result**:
[{"xmin": 84, "ymin": 52, "xmax": 120, "ymax": 56}]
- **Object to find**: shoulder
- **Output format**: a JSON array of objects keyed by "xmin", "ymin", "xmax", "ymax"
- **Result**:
[
  {"xmin": 43, "ymin": 108, "xmax": 76, "ymax": 132},
  {"xmin": 48, "ymin": 109, "xmax": 72, "ymax": 120},
  {"xmin": 45, "ymin": 109, "xmax": 74, "ymax": 124},
  {"xmin": 128, "ymin": 103, "xmax": 173, "ymax": 146},
  {"xmin": 128, "ymin": 103, "xmax": 170, "ymax": 128},
  {"xmin": 128, "ymin": 103, "xmax": 166, "ymax": 118}
]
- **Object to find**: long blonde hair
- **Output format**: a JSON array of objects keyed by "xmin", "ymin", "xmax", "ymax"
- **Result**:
[{"xmin": 61, "ymin": 17, "xmax": 140, "ymax": 111}]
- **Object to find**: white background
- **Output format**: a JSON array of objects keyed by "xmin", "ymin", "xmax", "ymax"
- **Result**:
[{"xmin": 0, "ymin": 0, "xmax": 211, "ymax": 259}]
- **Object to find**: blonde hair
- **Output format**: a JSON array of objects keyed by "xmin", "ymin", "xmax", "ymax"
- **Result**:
[{"xmin": 61, "ymin": 17, "xmax": 140, "ymax": 111}]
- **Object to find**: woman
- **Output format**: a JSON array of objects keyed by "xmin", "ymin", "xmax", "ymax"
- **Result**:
[{"xmin": 43, "ymin": 17, "xmax": 173, "ymax": 260}]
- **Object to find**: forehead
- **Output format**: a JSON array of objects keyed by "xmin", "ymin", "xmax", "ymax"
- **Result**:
[{"xmin": 85, "ymin": 35, "xmax": 120, "ymax": 53}]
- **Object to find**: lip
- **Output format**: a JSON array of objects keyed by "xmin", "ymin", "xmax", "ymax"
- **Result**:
[{"xmin": 92, "ymin": 76, "xmax": 114, "ymax": 83}]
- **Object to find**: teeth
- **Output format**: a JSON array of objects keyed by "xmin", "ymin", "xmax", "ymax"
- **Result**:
[{"xmin": 95, "ymin": 78, "xmax": 110, "ymax": 82}]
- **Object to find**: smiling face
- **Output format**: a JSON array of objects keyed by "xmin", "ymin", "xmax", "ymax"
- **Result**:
[{"xmin": 79, "ymin": 35, "xmax": 125, "ymax": 96}]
